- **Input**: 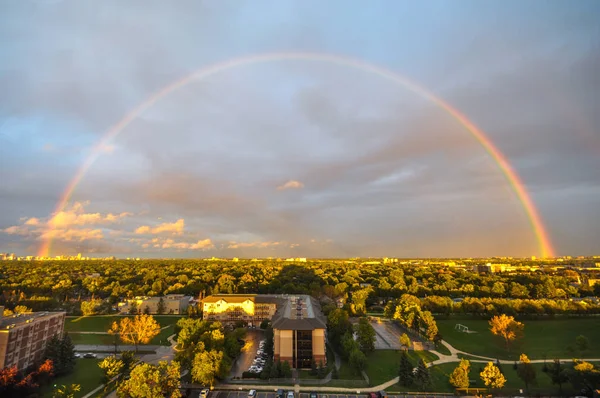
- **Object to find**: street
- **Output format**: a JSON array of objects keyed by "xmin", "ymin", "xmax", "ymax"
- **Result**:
[{"xmin": 210, "ymin": 391, "xmax": 442, "ymax": 398}]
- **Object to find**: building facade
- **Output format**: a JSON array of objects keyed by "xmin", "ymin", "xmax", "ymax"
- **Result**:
[
  {"xmin": 0, "ymin": 308, "xmax": 66, "ymax": 371},
  {"xmin": 118, "ymin": 294, "xmax": 191, "ymax": 314},
  {"xmin": 202, "ymin": 294, "xmax": 326, "ymax": 368}
]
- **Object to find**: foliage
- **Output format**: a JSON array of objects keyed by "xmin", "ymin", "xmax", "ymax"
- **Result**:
[
  {"xmin": 349, "ymin": 349, "xmax": 367, "ymax": 375},
  {"xmin": 281, "ymin": 360, "xmax": 293, "ymax": 378},
  {"xmin": 449, "ymin": 359, "xmax": 470, "ymax": 389},
  {"xmin": 191, "ymin": 350, "xmax": 227, "ymax": 388},
  {"xmin": 0, "ymin": 360, "xmax": 55, "ymax": 398},
  {"xmin": 355, "ymin": 317, "xmax": 376, "ymax": 354},
  {"xmin": 52, "ymin": 384, "xmax": 81, "ymax": 398},
  {"xmin": 117, "ymin": 361, "xmax": 181, "ymax": 398},
  {"xmin": 398, "ymin": 350, "xmax": 414, "ymax": 387},
  {"xmin": 44, "ymin": 334, "xmax": 76, "ymax": 376},
  {"xmin": 517, "ymin": 353, "xmax": 536, "ymax": 391},
  {"xmin": 575, "ymin": 335, "xmax": 589, "ymax": 353},
  {"xmin": 400, "ymin": 332, "xmax": 411, "ymax": 351},
  {"xmin": 327, "ymin": 309, "xmax": 353, "ymax": 351},
  {"xmin": 414, "ymin": 358, "xmax": 432, "ymax": 389},
  {"xmin": 489, "ymin": 314, "xmax": 524, "ymax": 350},
  {"xmin": 80, "ymin": 299, "xmax": 102, "ymax": 316},
  {"xmin": 111, "ymin": 314, "xmax": 160, "ymax": 351},
  {"xmin": 98, "ymin": 355, "xmax": 124, "ymax": 383},
  {"xmin": 157, "ymin": 297, "xmax": 166, "ymax": 315},
  {"xmin": 14, "ymin": 305, "xmax": 32, "ymax": 314},
  {"xmin": 480, "ymin": 362, "xmax": 506, "ymax": 389},
  {"xmin": 548, "ymin": 359, "xmax": 569, "ymax": 393}
]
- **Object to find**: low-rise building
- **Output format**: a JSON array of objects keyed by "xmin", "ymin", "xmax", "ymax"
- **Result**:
[
  {"xmin": 201, "ymin": 294, "xmax": 279, "ymax": 326},
  {"xmin": 118, "ymin": 294, "xmax": 191, "ymax": 314},
  {"xmin": 0, "ymin": 308, "xmax": 66, "ymax": 371}
]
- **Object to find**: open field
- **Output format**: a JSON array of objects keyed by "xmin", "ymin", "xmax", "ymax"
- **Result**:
[
  {"xmin": 41, "ymin": 358, "xmax": 104, "ymax": 398},
  {"xmin": 437, "ymin": 317, "xmax": 600, "ymax": 360},
  {"xmin": 65, "ymin": 315, "xmax": 182, "ymax": 346},
  {"xmin": 364, "ymin": 350, "xmax": 439, "ymax": 386}
]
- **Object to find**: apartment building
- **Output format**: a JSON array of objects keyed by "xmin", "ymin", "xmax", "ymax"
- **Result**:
[
  {"xmin": 202, "ymin": 294, "xmax": 327, "ymax": 368},
  {"xmin": 118, "ymin": 294, "xmax": 192, "ymax": 314},
  {"xmin": 201, "ymin": 294, "xmax": 279, "ymax": 326},
  {"xmin": 0, "ymin": 308, "xmax": 66, "ymax": 371}
]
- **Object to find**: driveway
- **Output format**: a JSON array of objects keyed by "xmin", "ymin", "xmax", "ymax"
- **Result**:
[{"xmin": 229, "ymin": 329, "xmax": 265, "ymax": 377}]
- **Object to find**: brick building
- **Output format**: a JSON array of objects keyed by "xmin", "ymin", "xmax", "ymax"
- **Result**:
[{"xmin": 0, "ymin": 307, "xmax": 66, "ymax": 371}]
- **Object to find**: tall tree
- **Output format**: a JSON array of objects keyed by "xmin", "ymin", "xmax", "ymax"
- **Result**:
[
  {"xmin": 355, "ymin": 317, "xmax": 376, "ymax": 354},
  {"xmin": 157, "ymin": 297, "xmax": 166, "ymax": 315},
  {"xmin": 489, "ymin": 314, "xmax": 524, "ymax": 350},
  {"xmin": 98, "ymin": 355, "xmax": 124, "ymax": 383},
  {"xmin": 449, "ymin": 359, "xmax": 470, "ymax": 389},
  {"xmin": 480, "ymin": 362, "xmax": 506, "ymax": 390},
  {"xmin": 548, "ymin": 359, "xmax": 568, "ymax": 394},
  {"xmin": 44, "ymin": 334, "xmax": 75, "ymax": 376},
  {"xmin": 398, "ymin": 350, "xmax": 414, "ymax": 387},
  {"xmin": 517, "ymin": 354, "xmax": 536, "ymax": 392},
  {"xmin": 349, "ymin": 349, "xmax": 367, "ymax": 375},
  {"xmin": 575, "ymin": 335, "xmax": 589, "ymax": 354},
  {"xmin": 53, "ymin": 384, "xmax": 81, "ymax": 398},
  {"xmin": 414, "ymin": 359, "xmax": 432, "ymax": 390},
  {"xmin": 113, "ymin": 314, "xmax": 160, "ymax": 352},
  {"xmin": 117, "ymin": 361, "xmax": 181, "ymax": 398}
]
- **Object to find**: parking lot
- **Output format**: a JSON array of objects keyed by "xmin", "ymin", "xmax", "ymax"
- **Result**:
[
  {"xmin": 229, "ymin": 329, "xmax": 265, "ymax": 377},
  {"xmin": 212, "ymin": 392, "xmax": 441, "ymax": 398}
]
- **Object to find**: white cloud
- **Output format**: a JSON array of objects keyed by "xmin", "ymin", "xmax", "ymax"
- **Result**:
[{"xmin": 277, "ymin": 180, "xmax": 304, "ymax": 190}]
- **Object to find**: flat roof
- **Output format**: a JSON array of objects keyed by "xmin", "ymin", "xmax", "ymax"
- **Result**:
[{"xmin": 0, "ymin": 311, "xmax": 65, "ymax": 329}]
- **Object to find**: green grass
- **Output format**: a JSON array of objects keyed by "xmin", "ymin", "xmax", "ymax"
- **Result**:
[
  {"xmin": 437, "ymin": 317, "xmax": 600, "ymax": 360},
  {"xmin": 41, "ymin": 358, "xmax": 104, "ymax": 398},
  {"xmin": 364, "ymin": 350, "xmax": 439, "ymax": 386},
  {"xmin": 65, "ymin": 315, "xmax": 180, "ymax": 346},
  {"xmin": 434, "ymin": 343, "xmax": 451, "ymax": 356},
  {"xmin": 298, "ymin": 370, "xmax": 321, "ymax": 379}
]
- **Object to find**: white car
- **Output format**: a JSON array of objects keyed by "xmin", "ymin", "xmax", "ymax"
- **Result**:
[{"xmin": 248, "ymin": 390, "xmax": 257, "ymax": 398}]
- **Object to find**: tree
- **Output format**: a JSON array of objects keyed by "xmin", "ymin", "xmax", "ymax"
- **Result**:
[
  {"xmin": 53, "ymin": 384, "xmax": 81, "ymax": 398},
  {"xmin": 414, "ymin": 358, "xmax": 431, "ymax": 389},
  {"xmin": 327, "ymin": 309, "xmax": 353, "ymax": 348},
  {"xmin": 143, "ymin": 306, "xmax": 151, "ymax": 315},
  {"xmin": 449, "ymin": 359, "xmax": 470, "ymax": 389},
  {"xmin": 480, "ymin": 362, "xmax": 506, "ymax": 390},
  {"xmin": 419, "ymin": 311, "xmax": 439, "ymax": 341},
  {"xmin": 575, "ymin": 335, "xmax": 589, "ymax": 354},
  {"xmin": 157, "ymin": 297, "xmax": 166, "ymax": 315},
  {"xmin": 191, "ymin": 350, "xmax": 225, "ymax": 388},
  {"xmin": 548, "ymin": 359, "xmax": 568, "ymax": 393},
  {"xmin": 398, "ymin": 350, "xmax": 414, "ymax": 387},
  {"xmin": 517, "ymin": 354, "xmax": 536, "ymax": 392},
  {"xmin": 108, "ymin": 321, "xmax": 121, "ymax": 355},
  {"xmin": 489, "ymin": 314, "xmax": 524, "ymax": 350},
  {"xmin": 99, "ymin": 355, "xmax": 124, "ymax": 383},
  {"xmin": 113, "ymin": 314, "xmax": 160, "ymax": 352},
  {"xmin": 349, "ymin": 349, "xmax": 367, "ymax": 375},
  {"xmin": 117, "ymin": 361, "xmax": 181, "ymax": 398},
  {"xmin": 128, "ymin": 301, "xmax": 138, "ymax": 315},
  {"xmin": 399, "ymin": 333, "xmax": 411, "ymax": 351},
  {"xmin": 14, "ymin": 305, "xmax": 32, "ymax": 314},
  {"xmin": 44, "ymin": 334, "xmax": 75, "ymax": 376},
  {"xmin": 355, "ymin": 317, "xmax": 376, "ymax": 354},
  {"xmin": 332, "ymin": 366, "xmax": 339, "ymax": 379},
  {"xmin": 281, "ymin": 361, "xmax": 292, "ymax": 378},
  {"xmin": 80, "ymin": 299, "xmax": 101, "ymax": 316}
]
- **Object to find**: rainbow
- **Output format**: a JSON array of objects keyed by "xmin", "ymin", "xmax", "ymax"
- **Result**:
[{"xmin": 38, "ymin": 52, "xmax": 555, "ymax": 258}]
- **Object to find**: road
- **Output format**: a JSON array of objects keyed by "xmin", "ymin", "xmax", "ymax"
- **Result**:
[
  {"xmin": 229, "ymin": 329, "xmax": 265, "ymax": 378},
  {"xmin": 210, "ymin": 391, "xmax": 442, "ymax": 398}
]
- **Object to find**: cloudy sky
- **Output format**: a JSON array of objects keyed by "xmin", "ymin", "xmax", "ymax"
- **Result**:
[{"xmin": 1, "ymin": 0, "xmax": 599, "ymax": 258}]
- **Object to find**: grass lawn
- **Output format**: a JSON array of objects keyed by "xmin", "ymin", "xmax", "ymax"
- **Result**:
[
  {"xmin": 364, "ymin": 350, "xmax": 439, "ymax": 386},
  {"xmin": 298, "ymin": 370, "xmax": 321, "ymax": 379},
  {"xmin": 437, "ymin": 317, "xmax": 600, "ymax": 360},
  {"xmin": 41, "ymin": 358, "xmax": 104, "ymax": 398},
  {"xmin": 65, "ymin": 315, "xmax": 180, "ymax": 346}
]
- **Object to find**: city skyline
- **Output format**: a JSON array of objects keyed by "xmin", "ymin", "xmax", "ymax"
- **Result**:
[{"xmin": 1, "ymin": 1, "xmax": 599, "ymax": 258}]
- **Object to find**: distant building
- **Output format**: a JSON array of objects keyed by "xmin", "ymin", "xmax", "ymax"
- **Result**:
[
  {"xmin": 0, "ymin": 308, "xmax": 66, "ymax": 371},
  {"xmin": 118, "ymin": 294, "xmax": 191, "ymax": 314}
]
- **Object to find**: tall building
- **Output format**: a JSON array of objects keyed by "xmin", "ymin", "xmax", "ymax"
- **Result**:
[
  {"xmin": 201, "ymin": 294, "xmax": 326, "ymax": 368},
  {"xmin": 0, "ymin": 308, "xmax": 66, "ymax": 371}
]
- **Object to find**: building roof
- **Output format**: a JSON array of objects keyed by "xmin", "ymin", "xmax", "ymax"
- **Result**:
[
  {"xmin": 202, "ymin": 294, "xmax": 257, "ymax": 304},
  {"xmin": 0, "ymin": 311, "xmax": 65, "ymax": 329},
  {"xmin": 271, "ymin": 295, "xmax": 326, "ymax": 330}
]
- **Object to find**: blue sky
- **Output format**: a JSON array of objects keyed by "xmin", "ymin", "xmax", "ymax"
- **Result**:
[{"xmin": 1, "ymin": 0, "xmax": 599, "ymax": 258}]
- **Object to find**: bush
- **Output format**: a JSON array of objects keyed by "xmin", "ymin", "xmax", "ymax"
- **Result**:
[{"xmin": 242, "ymin": 371, "xmax": 261, "ymax": 379}]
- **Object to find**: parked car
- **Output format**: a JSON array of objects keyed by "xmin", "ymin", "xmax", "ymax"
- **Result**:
[
  {"xmin": 310, "ymin": 392, "xmax": 318, "ymax": 398},
  {"xmin": 83, "ymin": 353, "xmax": 97, "ymax": 358},
  {"xmin": 74, "ymin": 353, "xmax": 81, "ymax": 358},
  {"xmin": 276, "ymin": 389, "xmax": 284, "ymax": 398},
  {"xmin": 368, "ymin": 393, "xmax": 378, "ymax": 398},
  {"xmin": 287, "ymin": 392, "xmax": 294, "ymax": 398},
  {"xmin": 377, "ymin": 392, "xmax": 388, "ymax": 398},
  {"xmin": 200, "ymin": 388, "xmax": 210, "ymax": 398},
  {"xmin": 248, "ymin": 390, "xmax": 257, "ymax": 398}
]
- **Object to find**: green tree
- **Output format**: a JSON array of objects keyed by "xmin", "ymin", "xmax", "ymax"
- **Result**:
[
  {"xmin": 281, "ymin": 361, "xmax": 292, "ymax": 378},
  {"xmin": 414, "ymin": 358, "xmax": 432, "ymax": 390},
  {"xmin": 575, "ymin": 335, "xmax": 589, "ymax": 353},
  {"xmin": 44, "ymin": 334, "xmax": 76, "ymax": 376},
  {"xmin": 480, "ymin": 362, "xmax": 506, "ymax": 389},
  {"xmin": 191, "ymin": 350, "xmax": 225, "ymax": 388},
  {"xmin": 449, "ymin": 359, "xmax": 470, "ymax": 389},
  {"xmin": 516, "ymin": 354, "xmax": 536, "ymax": 392},
  {"xmin": 355, "ymin": 317, "xmax": 376, "ymax": 354},
  {"xmin": 327, "ymin": 309, "xmax": 353, "ymax": 348},
  {"xmin": 419, "ymin": 311, "xmax": 439, "ymax": 341},
  {"xmin": 117, "ymin": 361, "xmax": 181, "ymax": 398},
  {"xmin": 128, "ymin": 301, "xmax": 138, "ymax": 315},
  {"xmin": 80, "ymin": 299, "xmax": 101, "ymax": 316},
  {"xmin": 98, "ymin": 355, "xmax": 124, "ymax": 383},
  {"xmin": 143, "ymin": 306, "xmax": 151, "ymax": 315},
  {"xmin": 398, "ymin": 350, "xmax": 414, "ymax": 387},
  {"xmin": 399, "ymin": 333, "xmax": 411, "ymax": 351},
  {"xmin": 548, "ymin": 359, "xmax": 569, "ymax": 393},
  {"xmin": 349, "ymin": 349, "xmax": 367, "ymax": 375},
  {"xmin": 14, "ymin": 305, "xmax": 32, "ymax": 314},
  {"xmin": 157, "ymin": 297, "xmax": 166, "ymax": 315}
]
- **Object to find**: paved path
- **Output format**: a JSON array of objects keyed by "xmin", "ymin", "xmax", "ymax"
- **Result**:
[
  {"xmin": 69, "ymin": 324, "xmax": 172, "ymax": 335},
  {"xmin": 74, "ymin": 344, "xmax": 160, "ymax": 352}
]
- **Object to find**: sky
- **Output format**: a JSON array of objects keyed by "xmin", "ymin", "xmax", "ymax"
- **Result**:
[{"xmin": 1, "ymin": 0, "xmax": 599, "ymax": 258}]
